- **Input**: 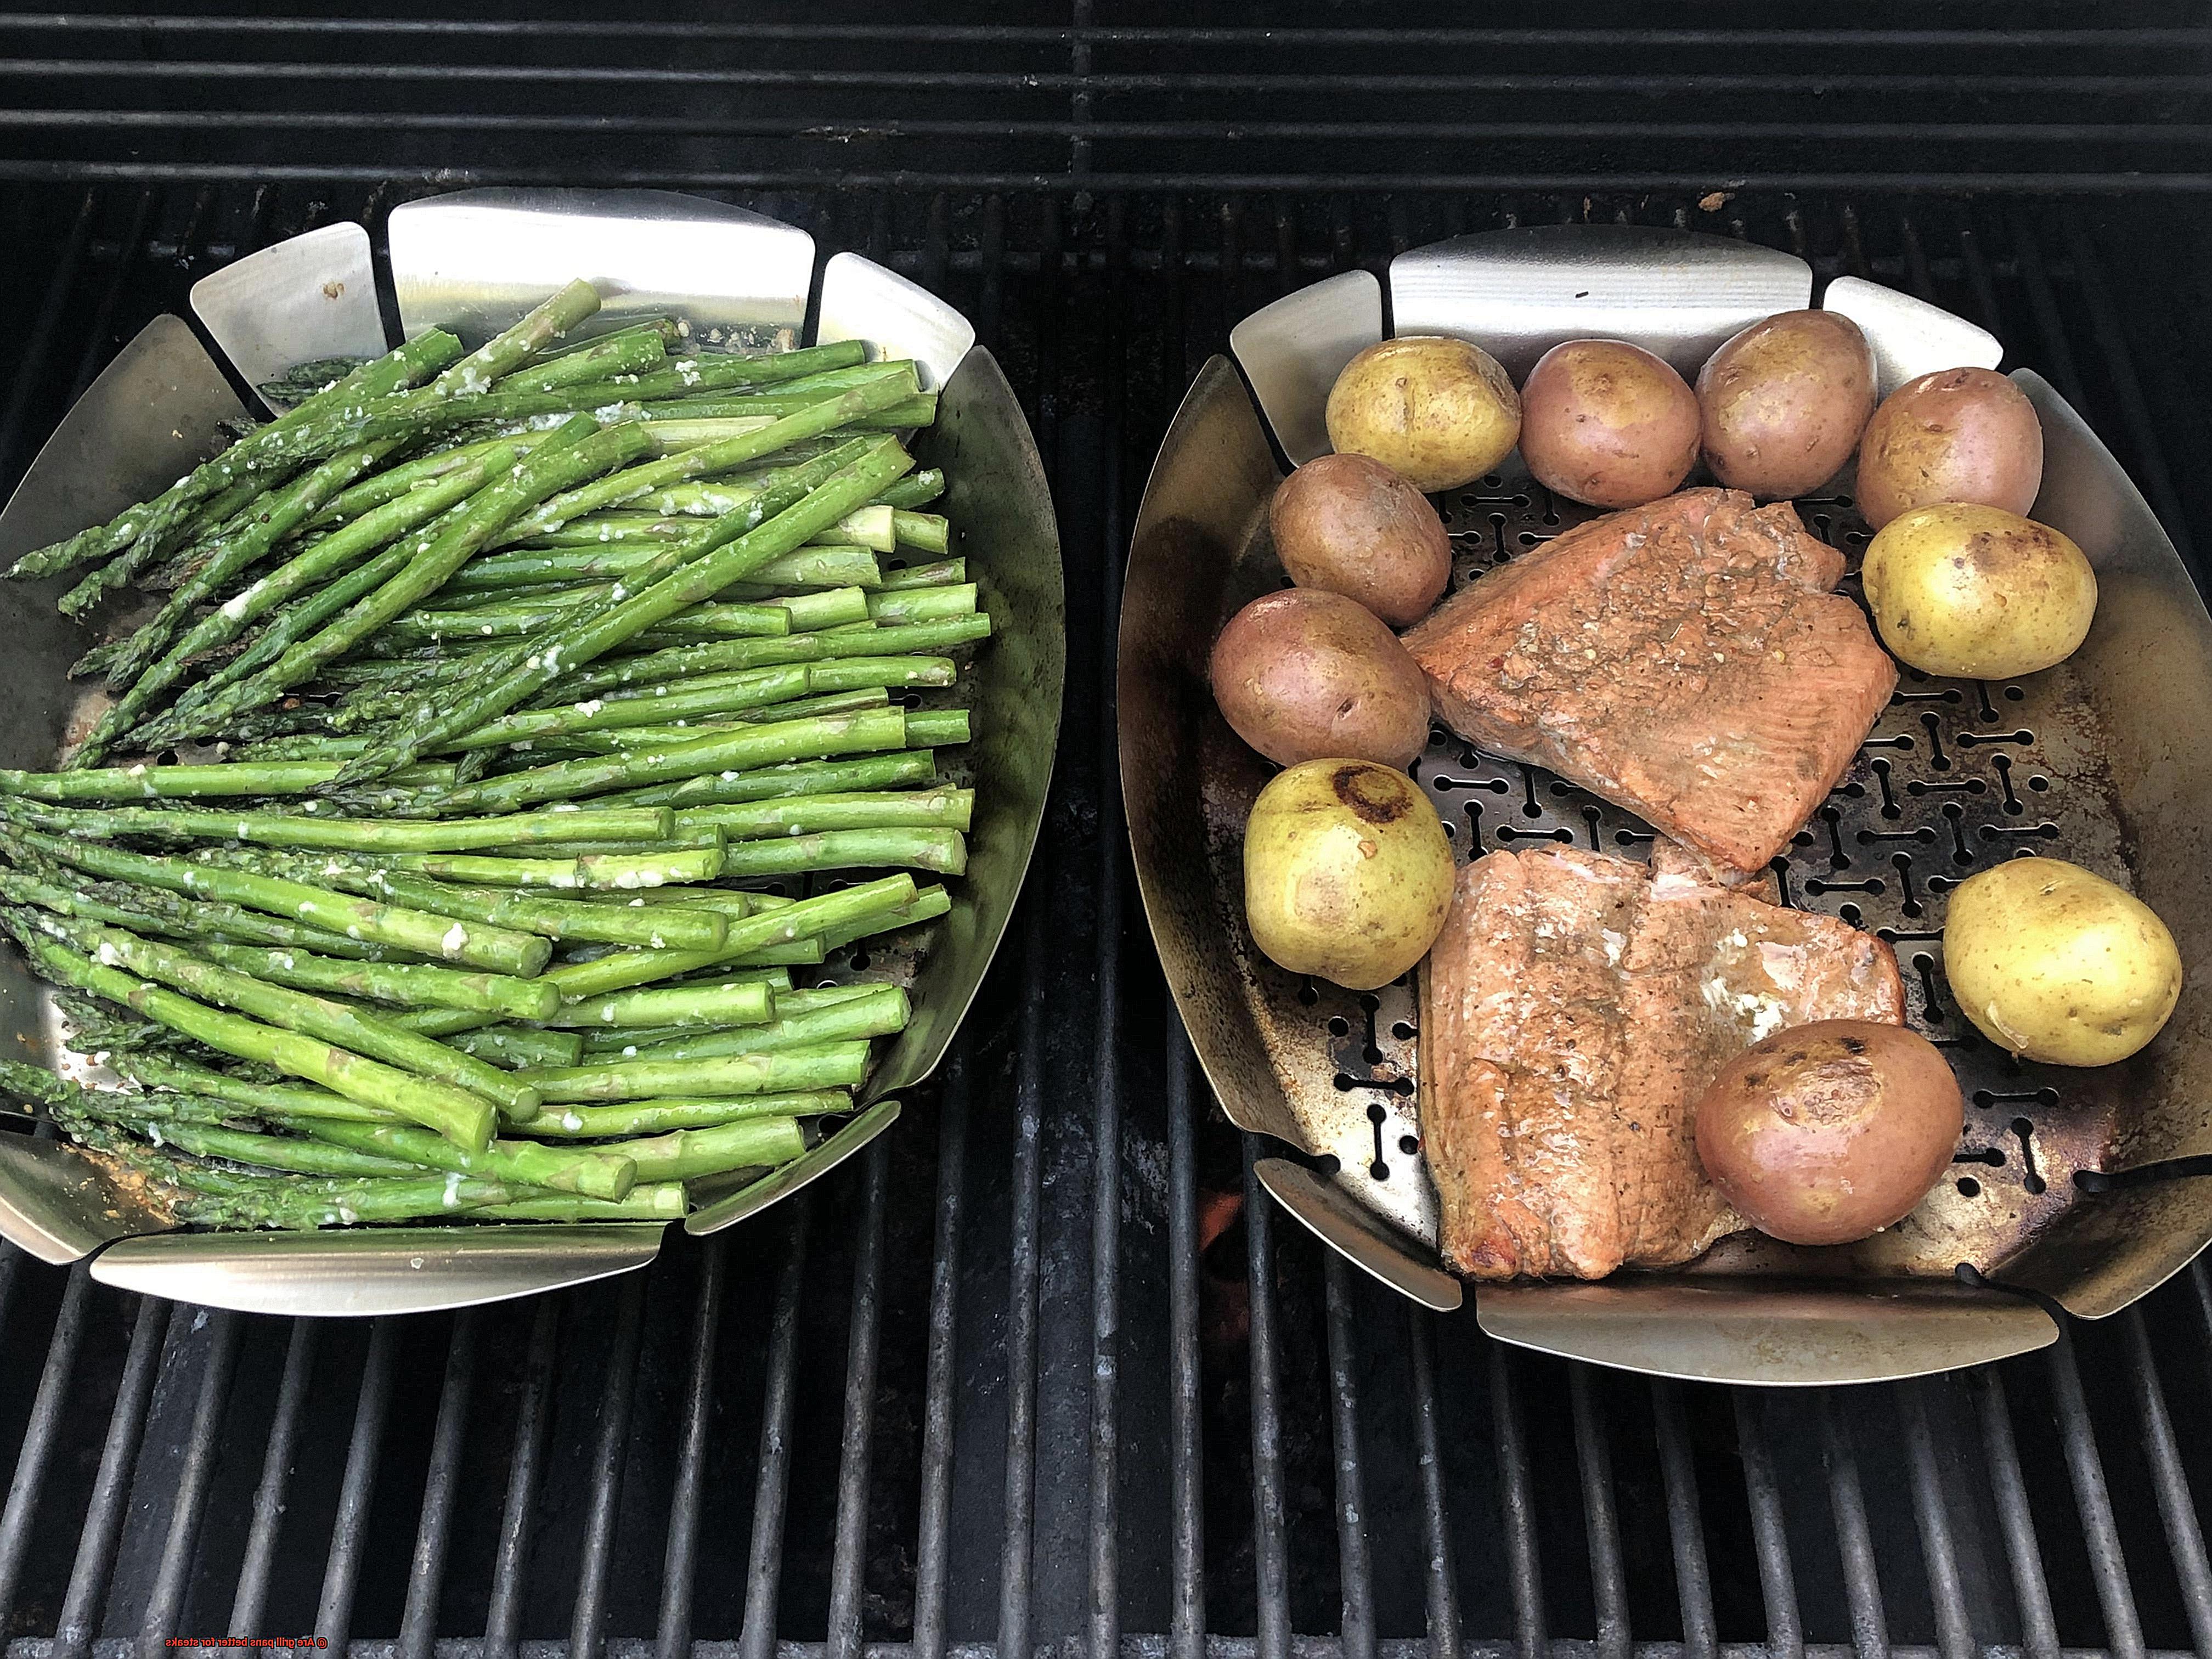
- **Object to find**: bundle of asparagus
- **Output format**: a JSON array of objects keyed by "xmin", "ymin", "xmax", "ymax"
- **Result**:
[{"xmin": 0, "ymin": 279, "xmax": 986, "ymax": 1229}]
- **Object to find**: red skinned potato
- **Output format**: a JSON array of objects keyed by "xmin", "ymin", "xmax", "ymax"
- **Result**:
[
  {"xmin": 1520, "ymin": 339, "xmax": 1701, "ymax": 509},
  {"xmin": 1694, "ymin": 1019, "xmax": 1962, "ymax": 1247},
  {"xmin": 1209, "ymin": 589, "xmax": 1431, "ymax": 770},
  {"xmin": 1268, "ymin": 454, "xmax": 1452, "ymax": 628},
  {"xmin": 1697, "ymin": 310, "xmax": 1877, "ymax": 499},
  {"xmin": 1855, "ymin": 366, "xmax": 2043, "ymax": 530}
]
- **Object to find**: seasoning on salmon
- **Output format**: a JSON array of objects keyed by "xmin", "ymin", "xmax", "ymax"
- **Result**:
[
  {"xmin": 1418, "ymin": 847, "xmax": 1905, "ymax": 1280},
  {"xmin": 1403, "ymin": 488, "xmax": 1897, "ymax": 874}
]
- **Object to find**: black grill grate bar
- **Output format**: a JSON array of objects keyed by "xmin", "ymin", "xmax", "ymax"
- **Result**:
[
  {"xmin": 2047, "ymin": 1336, "xmax": 2149, "ymax": 1659},
  {"xmin": 825, "ymin": 1138, "xmax": 893, "ymax": 1659},
  {"xmin": 1900, "ymin": 1383, "xmax": 1974, "ymax": 1659},
  {"xmin": 137, "ymin": 1309, "xmax": 243, "ymax": 1659},
  {"xmin": 230, "ymin": 1319, "xmax": 318, "ymax": 1638},
  {"xmin": 2058, "ymin": 213, "xmax": 2199, "ymax": 568},
  {"xmin": 1815, "ymin": 1398, "xmax": 1892, "ymax": 1659},
  {"xmin": 9, "ymin": 61, "xmax": 2212, "ymax": 95},
  {"xmin": 54, "ymin": 1297, "xmax": 169, "ymax": 1659},
  {"xmin": 1651, "ymin": 1380, "xmax": 1717, "ymax": 1659},
  {"xmin": 911, "ymin": 1043, "xmax": 971, "ymax": 1659},
  {"xmin": 1240, "ymin": 1138, "xmax": 1291, "ymax": 1659},
  {"xmin": 398, "ymin": 1311, "xmax": 480, "ymax": 1659},
  {"xmin": 0, "ymin": 1263, "xmax": 92, "ymax": 1634},
  {"xmin": 12, "ymin": 18, "xmax": 2212, "ymax": 48},
  {"xmin": 482, "ymin": 1297, "xmax": 557, "ymax": 1659},
  {"xmin": 1970, "ymin": 1369, "xmax": 2059, "ymax": 1659},
  {"xmin": 63, "ymin": 185, "xmax": 150, "ymax": 405},
  {"xmin": 317, "ymin": 1318, "xmax": 399, "ymax": 1656},
  {"xmin": 15, "ymin": 114, "xmax": 2212, "ymax": 146},
  {"xmin": 0, "ymin": 185, "xmax": 92, "ymax": 483},
  {"xmin": 1407, "ymin": 1310, "xmax": 1461, "ymax": 1659},
  {"xmin": 738, "ymin": 1198, "xmax": 810, "ymax": 1659},
  {"xmin": 654, "ymin": 1238, "xmax": 729, "ymax": 1659},
  {"xmin": 2119, "ymin": 1310, "xmax": 2212, "ymax": 1654},
  {"xmin": 572, "ymin": 1275, "xmax": 648, "ymax": 1659},
  {"xmin": 1491, "ymin": 1348, "xmax": 1545, "ymax": 1659},
  {"xmin": 1734, "ymin": 1393, "xmax": 1803, "ymax": 1659},
  {"xmin": 1568, "ymin": 1369, "xmax": 1628, "ymax": 1659},
  {"xmin": 1320, "ymin": 1259, "xmax": 1374, "ymax": 1659},
  {"xmin": 1088, "ymin": 189, "xmax": 1128, "ymax": 1659},
  {"xmin": 1164, "ymin": 1025, "xmax": 1204, "ymax": 1659},
  {"xmin": 995, "ymin": 182, "xmax": 1048, "ymax": 1659}
]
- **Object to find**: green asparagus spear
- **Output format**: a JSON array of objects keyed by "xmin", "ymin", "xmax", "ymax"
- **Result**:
[
  {"xmin": 213, "ymin": 416, "xmax": 652, "ymax": 729},
  {"xmin": 601, "ymin": 751, "xmax": 938, "ymax": 810},
  {"xmin": 9, "ymin": 829, "xmax": 551, "ymax": 975},
  {"xmin": 518, "ymin": 1041, "xmax": 868, "ymax": 1102},
  {"xmin": 342, "ymin": 437, "xmax": 915, "ymax": 785},
  {"xmin": 292, "ymin": 1118, "xmax": 635, "ymax": 1200},
  {"xmin": 428, "ymin": 279, "xmax": 605, "ymax": 397},
  {"xmin": 473, "ymin": 1184, "xmax": 685, "ymax": 1222},
  {"xmin": 543, "ymin": 977, "xmax": 776, "ymax": 1030},
  {"xmin": 708, "ymin": 828, "xmax": 967, "ymax": 878},
  {"xmin": 612, "ymin": 984, "xmax": 908, "ymax": 1062},
  {"xmin": 92, "ymin": 442, "xmax": 528, "ymax": 755},
  {"xmin": 672, "ymin": 789, "xmax": 971, "ymax": 840},
  {"xmin": 512, "ymin": 1090, "xmax": 845, "ymax": 1138},
  {"xmin": 10, "ymin": 330, "xmax": 463, "ymax": 584},
  {"xmin": 109, "ymin": 1114, "xmax": 426, "ymax": 1179},
  {"xmin": 109, "ymin": 1052, "xmax": 401, "ymax": 1122},
  {"xmin": 387, "ymin": 874, "xmax": 914, "ymax": 1043},
  {"xmin": 191, "ymin": 940, "xmax": 560, "ymax": 1022},
  {"xmin": 403, "ymin": 708, "xmax": 910, "ymax": 815},
  {"xmin": 607, "ymin": 1116, "xmax": 805, "ymax": 1182},
  {"xmin": 22, "ymin": 912, "xmax": 539, "ymax": 1121},
  {"xmin": 557, "ymin": 338, "xmax": 866, "ymax": 403},
  {"xmin": 0, "ymin": 759, "xmax": 458, "ymax": 803},
  {"xmin": 221, "ymin": 854, "xmax": 730, "ymax": 952},
  {"xmin": 878, "ymin": 557, "xmax": 966, "ymax": 589},
  {"xmin": 0, "ymin": 802, "xmax": 673, "ymax": 854},
  {"xmin": 0, "ymin": 861, "xmax": 416, "ymax": 964},
  {"xmin": 441, "ymin": 1025, "xmax": 585, "ymax": 1069},
  {"xmin": 11, "ymin": 926, "xmax": 495, "ymax": 1152}
]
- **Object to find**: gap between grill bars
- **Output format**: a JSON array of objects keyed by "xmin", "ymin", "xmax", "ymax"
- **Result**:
[{"xmin": 1, "ymin": 171, "xmax": 2211, "ymax": 1659}]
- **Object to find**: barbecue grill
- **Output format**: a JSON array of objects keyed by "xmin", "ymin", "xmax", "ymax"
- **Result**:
[{"xmin": 3, "ymin": 8, "xmax": 2212, "ymax": 1659}]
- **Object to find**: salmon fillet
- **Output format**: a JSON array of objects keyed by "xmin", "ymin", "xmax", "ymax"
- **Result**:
[
  {"xmin": 1419, "ymin": 847, "xmax": 1904, "ymax": 1280},
  {"xmin": 1403, "ymin": 488, "xmax": 1896, "ymax": 874}
]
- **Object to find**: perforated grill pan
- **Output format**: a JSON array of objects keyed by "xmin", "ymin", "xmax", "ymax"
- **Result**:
[{"xmin": 1120, "ymin": 227, "xmax": 2212, "ymax": 1384}]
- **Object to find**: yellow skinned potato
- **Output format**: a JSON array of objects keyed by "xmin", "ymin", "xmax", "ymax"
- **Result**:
[
  {"xmin": 1861, "ymin": 503, "xmax": 2096, "ymax": 679},
  {"xmin": 1944, "ymin": 857, "xmax": 2182, "ymax": 1066},
  {"xmin": 1325, "ymin": 336, "xmax": 1521, "ymax": 494},
  {"xmin": 1243, "ymin": 759, "xmax": 1454, "ymax": 991}
]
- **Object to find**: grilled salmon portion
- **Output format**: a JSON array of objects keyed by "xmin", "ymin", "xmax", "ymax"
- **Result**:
[
  {"xmin": 1403, "ymin": 488, "xmax": 1896, "ymax": 874},
  {"xmin": 1419, "ymin": 847, "xmax": 1904, "ymax": 1280}
]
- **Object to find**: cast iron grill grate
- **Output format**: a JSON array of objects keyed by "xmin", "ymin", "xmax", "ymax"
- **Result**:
[{"xmin": 1, "ymin": 20, "xmax": 2212, "ymax": 1659}]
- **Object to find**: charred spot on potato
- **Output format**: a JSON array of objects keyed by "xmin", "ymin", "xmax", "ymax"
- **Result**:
[{"xmin": 1334, "ymin": 764, "xmax": 1409, "ymax": 823}]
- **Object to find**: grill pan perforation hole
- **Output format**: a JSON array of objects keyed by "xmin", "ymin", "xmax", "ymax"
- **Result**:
[
  {"xmin": 1957, "ymin": 1176, "xmax": 1983, "ymax": 1197},
  {"xmin": 2013, "ymin": 1118, "xmax": 2048, "ymax": 1193}
]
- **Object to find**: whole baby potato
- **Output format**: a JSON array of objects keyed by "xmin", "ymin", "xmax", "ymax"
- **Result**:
[
  {"xmin": 1244, "ymin": 758, "xmax": 1455, "ymax": 991},
  {"xmin": 1944, "ymin": 857, "xmax": 2182, "ymax": 1066},
  {"xmin": 1269, "ymin": 453, "xmax": 1452, "ymax": 627},
  {"xmin": 1519, "ymin": 338, "xmax": 1701, "ymax": 509},
  {"xmin": 1861, "ymin": 503, "xmax": 2096, "ymax": 679},
  {"xmin": 1855, "ymin": 366, "xmax": 2043, "ymax": 530},
  {"xmin": 1697, "ymin": 310, "xmax": 1877, "ymax": 499},
  {"xmin": 1325, "ymin": 336, "xmax": 1521, "ymax": 494},
  {"xmin": 1209, "ymin": 588, "xmax": 1431, "ymax": 769},
  {"xmin": 1695, "ymin": 1020, "xmax": 1963, "ymax": 1246}
]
